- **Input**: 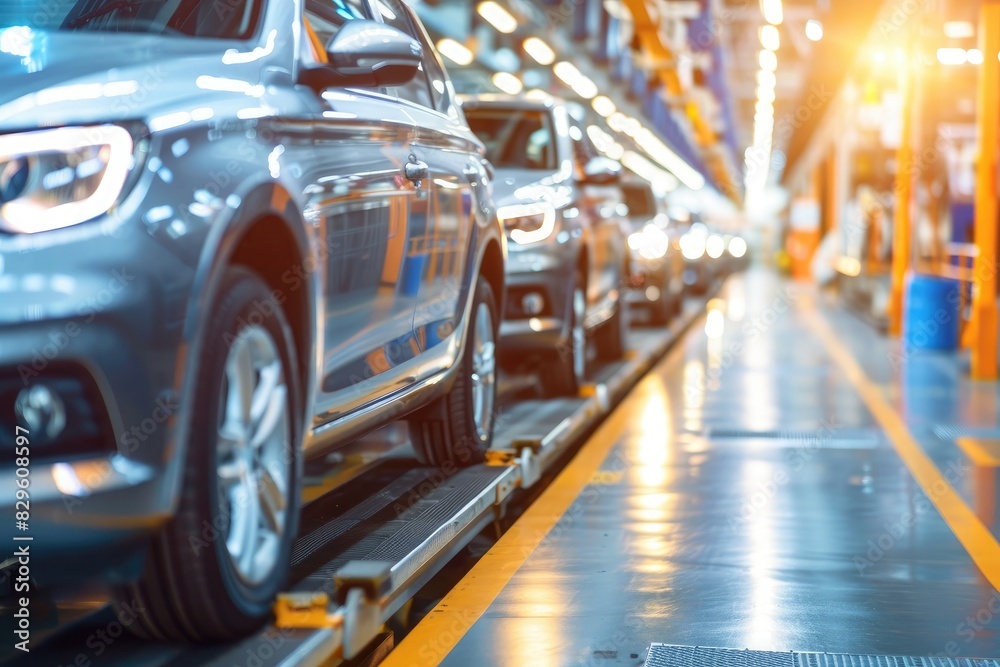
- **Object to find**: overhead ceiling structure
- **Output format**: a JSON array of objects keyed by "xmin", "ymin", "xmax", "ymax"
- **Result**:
[
  {"xmin": 776, "ymin": 0, "xmax": 888, "ymax": 180},
  {"xmin": 619, "ymin": 0, "xmax": 742, "ymax": 200},
  {"xmin": 410, "ymin": 0, "xmax": 744, "ymax": 206}
]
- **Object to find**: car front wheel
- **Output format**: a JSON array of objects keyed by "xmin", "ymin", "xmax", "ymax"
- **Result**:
[
  {"xmin": 410, "ymin": 276, "xmax": 498, "ymax": 467},
  {"xmin": 539, "ymin": 275, "xmax": 587, "ymax": 398},
  {"xmin": 117, "ymin": 267, "xmax": 301, "ymax": 642}
]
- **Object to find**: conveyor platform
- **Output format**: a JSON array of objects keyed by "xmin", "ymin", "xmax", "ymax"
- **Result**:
[{"xmin": 0, "ymin": 285, "xmax": 711, "ymax": 667}]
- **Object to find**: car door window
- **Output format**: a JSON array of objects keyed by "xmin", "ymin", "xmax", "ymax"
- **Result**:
[
  {"xmin": 372, "ymin": 0, "xmax": 435, "ymax": 108},
  {"xmin": 400, "ymin": 5, "xmax": 453, "ymax": 113},
  {"xmin": 465, "ymin": 108, "xmax": 555, "ymax": 171},
  {"xmin": 305, "ymin": 0, "xmax": 368, "ymax": 51}
]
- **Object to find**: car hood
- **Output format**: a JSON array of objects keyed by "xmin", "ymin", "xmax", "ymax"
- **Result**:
[
  {"xmin": 492, "ymin": 168, "xmax": 575, "ymax": 209},
  {"xmin": 0, "ymin": 30, "xmax": 262, "ymax": 131}
]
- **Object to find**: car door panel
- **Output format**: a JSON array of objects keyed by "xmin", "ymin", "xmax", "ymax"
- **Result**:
[
  {"xmin": 303, "ymin": 94, "xmax": 425, "ymax": 428},
  {"xmin": 409, "ymin": 118, "xmax": 478, "ymax": 354}
]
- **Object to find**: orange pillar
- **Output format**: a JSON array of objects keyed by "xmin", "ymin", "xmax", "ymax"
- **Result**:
[
  {"xmin": 971, "ymin": 1, "xmax": 1000, "ymax": 380},
  {"xmin": 889, "ymin": 46, "xmax": 914, "ymax": 337},
  {"xmin": 825, "ymin": 151, "xmax": 839, "ymax": 235}
]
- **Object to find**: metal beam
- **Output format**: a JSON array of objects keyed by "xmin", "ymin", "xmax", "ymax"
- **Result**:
[
  {"xmin": 971, "ymin": 0, "xmax": 1000, "ymax": 379},
  {"xmin": 888, "ymin": 38, "xmax": 914, "ymax": 337},
  {"xmin": 620, "ymin": 0, "xmax": 739, "ymax": 198}
]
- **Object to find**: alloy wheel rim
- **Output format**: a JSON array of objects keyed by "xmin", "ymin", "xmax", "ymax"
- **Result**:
[
  {"xmin": 217, "ymin": 325, "xmax": 291, "ymax": 585},
  {"xmin": 470, "ymin": 302, "xmax": 496, "ymax": 442}
]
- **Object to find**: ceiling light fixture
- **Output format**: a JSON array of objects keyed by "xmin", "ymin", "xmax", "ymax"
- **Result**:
[{"xmin": 477, "ymin": 2, "xmax": 517, "ymax": 34}]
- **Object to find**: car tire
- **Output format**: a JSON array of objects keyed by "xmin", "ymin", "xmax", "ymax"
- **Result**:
[
  {"xmin": 410, "ymin": 276, "xmax": 498, "ymax": 467},
  {"xmin": 595, "ymin": 296, "xmax": 627, "ymax": 362},
  {"xmin": 116, "ymin": 267, "xmax": 301, "ymax": 642},
  {"xmin": 539, "ymin": 274, "xmax": 587, "ymax": 398}
]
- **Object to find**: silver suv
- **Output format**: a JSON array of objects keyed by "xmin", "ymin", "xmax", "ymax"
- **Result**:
[
  {"xmin": 463, "ymin": 94, "xmax": 629, "ymax": 397},
  {"xmin": 0, "ymin": 0, "xmax": 504, "ymax": 641}
]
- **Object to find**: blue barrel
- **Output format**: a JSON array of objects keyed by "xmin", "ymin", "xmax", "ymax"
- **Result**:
[
  {"xmin": 902, "ymin": 273, "xmax": 961, "ymax": 350},
  {"xmin": 401, "ymin": 253, "xmax": 427, "ymax": 298}
]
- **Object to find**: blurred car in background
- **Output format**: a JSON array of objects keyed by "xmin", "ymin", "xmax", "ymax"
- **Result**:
[
  {"xmin": 0, "ymin": 0, "xmax": 505, "ymax": 641},
  {"xmin": 621, "ymin": 180, "xmax": 684, "ymax": 325},
  {"xmin": 677, "ymin": 219, "xmax": 721, "ymax": 294},
  {"xmin": 462, "ymin": 93, "xmax": 629, "ymax": 397},
  {"xmin": 724, "ymin": 233, "xmax": 751, "ymax": 272}
]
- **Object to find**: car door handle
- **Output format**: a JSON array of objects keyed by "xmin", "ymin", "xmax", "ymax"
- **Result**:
[{"xmin": 404, "ymin": 160, "xmax": 429, "ymax": 183}]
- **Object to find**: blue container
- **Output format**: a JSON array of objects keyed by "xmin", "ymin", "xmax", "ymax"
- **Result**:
[
  {"xmin": 401, "ymin": 253, "xmax": 427, "ymax": 298},
  {"xmin": 903, "ymin": 273, "xmax": 961, "ymax": 350}
]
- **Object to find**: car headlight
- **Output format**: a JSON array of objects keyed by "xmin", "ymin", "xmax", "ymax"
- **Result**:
[
  {"xmin": 628, "ymin": 223, "xmax": 669, "ymax": 260},
  {"xmin": 706, "ymin": 234, "xmax": 725, "ymax": 259},
  {"xmin": 0, "ymin": 125, "xmax": 137, "ymax": 234},
  {"xmin": 497, "ymin": 202, "xmax": 557, "ymax": 245},
  {"xmin": 728, "ymin": 236, "xmax": 747, "ymax": 258},
  {"xmin": 680, "ymin": 232, "xmax": 706, "ymax": 260}
]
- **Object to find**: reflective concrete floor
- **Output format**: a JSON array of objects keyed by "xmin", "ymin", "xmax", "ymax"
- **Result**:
[{"xmin": 400, "ymin": 269, "xmax": 1000, "ymax": 666}]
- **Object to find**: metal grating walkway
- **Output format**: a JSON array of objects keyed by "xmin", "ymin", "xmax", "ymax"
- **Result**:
[{"xmin": 644, "ymin": 645, "xmax": 1000, "ymax": 667}]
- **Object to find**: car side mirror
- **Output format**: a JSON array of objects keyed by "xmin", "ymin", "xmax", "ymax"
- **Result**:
[
  {"xmin": 580, "ymin": 156, "xmax": 622, "ymax": 185},
  {"xmin": 301, "ymin": 20, "xmax": 422, "ymax": 91}
]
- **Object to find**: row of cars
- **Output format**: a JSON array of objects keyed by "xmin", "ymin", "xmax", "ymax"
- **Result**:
[{"xmin": 0, "ymin": 0, "xmax": 743, "ymax": 643}]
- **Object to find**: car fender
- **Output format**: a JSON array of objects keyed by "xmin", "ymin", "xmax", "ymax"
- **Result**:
[{"xmin": 162, "ymin": 179, "xmax": 318, "ymax": 509}]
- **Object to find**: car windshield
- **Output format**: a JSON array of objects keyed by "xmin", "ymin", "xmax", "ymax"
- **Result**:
[
  {"xmin": 0, "ymin": 0, "xmax": 260, "ymax": 38},
  {"xmin": 465, "ymin": 108, "xmax": 557, "ymax": 171},
  {"xmin": 622, "ymin": 184, "xmax": 656, "ymax": 218}
]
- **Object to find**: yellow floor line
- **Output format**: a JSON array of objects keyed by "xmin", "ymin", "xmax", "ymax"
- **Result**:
[
  {"xmin": 382, "ymin": 337, "xmax": 690, "ymax": 667},
  {"xmin": 956, "ymin": 437, "xmax": 1000, "ymax": 468},
  {"xmin": 806, "ymin": 301, "xmax": 1000, "ymax": 593}
]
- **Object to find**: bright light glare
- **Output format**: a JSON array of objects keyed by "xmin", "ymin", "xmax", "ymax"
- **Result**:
[
  {"xmin": 492, "ymin": 72, "xmax": 523, "ymax": 94},
  {"xmin": 0, "ymin": 26, "xmax": 33, "ymax": 58},
  {"xmin": 553, "ymin": 61, "xmax": 598, "ymax": 98},
  {"xmin": 572, "ymin": 77, "xmax": 599, "ymax": 99},
  {"xmin": 759, "ymin": 25, "xmax": 779, "ymax": 51},
  {"xmin": 632, "ymin": 128, "xmax": 705, "ymax": 190},
  {"xmin": 836, "ymin": 256, "xmax": 861, "ymax": 277},
  {"xmin": 609, "ymin": 116, "xmax": 704, "ymax": 190},
  {"xmin": 757, "ymin": 85, "xmax": 776, "ymax": 104},
  {"xmin": 728, "ymin": 236, "xmax": 748, "ymax": 258},
  {"xmin": 706, "ymin": 235, "xmax": 725, "ymax": 259},
  {"xmin": 761, "ymin": 0, "xmax": 783, "ymax": 25},
  {"xmin": 680, "ymin": 233, "xmax": 706, "ymax": 260},
  {"xmin": 943, "ymin": 21, "xmax": 975, "ymax": 39},
  {"xmin": 592, "ymin": 95, "xmax": 617, "ymax": 117},
  {"xmin": 553, "ymin": 61, "xmax": 581, "ymax": 85},
  {"xmin": 967, "ymin": 48, "xmax": 984, "ymax": 65},
  {"xmin": 621, "ymin": 151, "xmax": 678, "ymax": 191},
  {"xmin": 629, "ymin": 224, "xmax": 670, "ymax": 260},
  {"xmin": 937, "ymin": 47, "xmax": 968, "ymax": 65},
  {"xmin": 437, "ymin": 38, "xmax": 473, "ymax": 66},
  {"xmin": 523, "ymin": 37, "xmax": 555, "ymax": 65},
  {"xmin": 607, "ymin": 112, "xmax": 628, "ymax": 133},
  {"xmin": 587, "ymin": 124, "xmax": 625, "ymax": 160},
  {"xmin": 759, "ymin": 49, "xmax": 777, "ymax": 72},
  {"xmin": 805, "ymin": 19, "xmax": 823, "ymax": 42},
  {"xmin": 477, "ymin": 1, "xmax": 517, "ymax": 34},
  {"xmin": 757, "ymin": 70, "xmax": 776, "ymax": 89},
  {"xmin": 705, "ymin": 309, "xmax": 725, "ymax": 339}
]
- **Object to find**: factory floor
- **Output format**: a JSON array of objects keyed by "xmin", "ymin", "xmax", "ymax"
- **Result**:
[{"xmin": 386, "ymin": 268, "xmax": 1000, "ymax": 667}]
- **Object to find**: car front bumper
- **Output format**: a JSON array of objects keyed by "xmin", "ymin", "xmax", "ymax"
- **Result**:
[
  {"xmin": 498, "ymin": 243, "xmax": 575, "ymax": 359},
  {"xmin": 0, "ymin": 220, "xmax": 194, "ymax": 584}
]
